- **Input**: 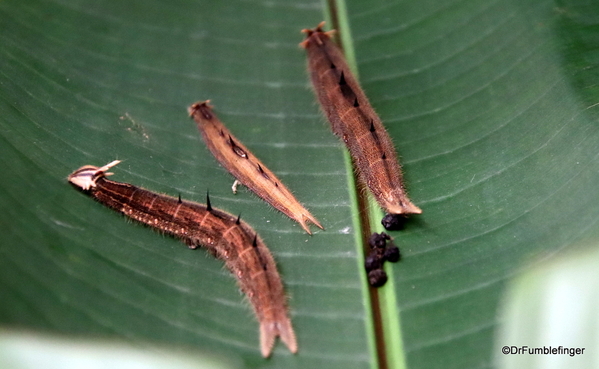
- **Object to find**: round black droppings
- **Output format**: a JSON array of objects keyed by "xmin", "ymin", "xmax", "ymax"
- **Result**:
[
  {"xmin": 368, "ymin": 269, "xmax": 388, "ymax": 288},
  {"xmin": 381, "ymin": 214, "xmax": 406, "ymax": 230},
  {"xmin": 368, "ymin": 232, "xmax": 390, "ymax": 249},
  {"xmin": 365, "ymin": 252, "xmax": 383, "ymax": 272},
  {"xmin": 384, "ymin": 245, "xmax": 400, "ymax": 263}
]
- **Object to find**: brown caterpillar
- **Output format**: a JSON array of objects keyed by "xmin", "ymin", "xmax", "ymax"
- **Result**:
[
  {"xmin": 301, "ymin": 22, "xmax": 422, "ymax": 223},
  {"xmin": 189, "ymin": 101, "xmax": 323, "ymax": 234},
  {"xmin": 68, "ymin": 160, "xmax": 297, "ymax": 357}
]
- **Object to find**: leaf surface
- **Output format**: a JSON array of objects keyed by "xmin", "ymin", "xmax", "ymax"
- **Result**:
[{"xmin": 1, "ymin": 0, "xmax": 599, "ymax": 368}]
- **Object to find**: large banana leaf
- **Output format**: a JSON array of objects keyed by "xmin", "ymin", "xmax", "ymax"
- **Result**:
[{"xmin": 1, "ymin": 0, "xmax": 599, "ymax": 368}]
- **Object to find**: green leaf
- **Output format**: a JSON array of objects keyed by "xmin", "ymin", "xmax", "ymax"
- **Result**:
[{"xmin": 1, "ymin": 0, "xmax": 599, "ymax": 368}]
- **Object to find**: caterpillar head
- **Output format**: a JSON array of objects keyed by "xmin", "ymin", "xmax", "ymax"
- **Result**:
[{"xmin": 68, "ymin": 160, "xmax": 121, "ymax": 190}]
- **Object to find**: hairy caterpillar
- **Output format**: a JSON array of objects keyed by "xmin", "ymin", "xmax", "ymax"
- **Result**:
[
  {"xmin": 189, "ymin": 101, "xmax": 323, "ymax": 234},
  {"xmin": 68, "ymin": 160, "xmax": 297, "ymax": 357},
  {"xmin": 301, "ymin": 22, "xmax": 421, "ymax": 225}
]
